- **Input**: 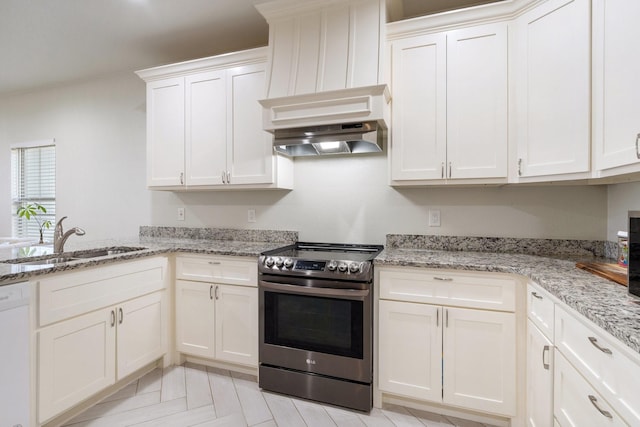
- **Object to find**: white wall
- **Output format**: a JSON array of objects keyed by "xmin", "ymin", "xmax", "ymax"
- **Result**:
[
  {"xmin": 0, "ymin": 71, "xmax": 610, "ymax": 244},
  {"xmin": 0, "ymin": 72, "xmax": 151, "ymax": 240},
  {"xmin": 151, "ymin": 154, "xmax": 608, "ymax": 245},
  {"xmin": 607, "ymin": 181, "xmax": 640, "ymax": 239}
]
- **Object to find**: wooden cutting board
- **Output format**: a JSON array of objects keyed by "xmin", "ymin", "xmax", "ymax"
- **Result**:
[{"xmin": 575, "ymin": 262, "xmax": 627, "ymax": 286}]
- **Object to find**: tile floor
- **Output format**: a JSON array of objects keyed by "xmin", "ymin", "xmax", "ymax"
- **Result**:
[{"xmin": 63, "ymin": 363, "xmax": 498, "ymax": 427}]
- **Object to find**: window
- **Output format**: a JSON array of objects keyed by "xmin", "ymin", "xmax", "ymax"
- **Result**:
[{"xmin": 11, "ymin": 141, "xmax": 56, "ymax": 241}]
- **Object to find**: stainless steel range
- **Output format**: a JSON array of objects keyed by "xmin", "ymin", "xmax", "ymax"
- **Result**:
[{"xmin": 258, "ymin": 242, "xmax": 383, "ymax": 412}]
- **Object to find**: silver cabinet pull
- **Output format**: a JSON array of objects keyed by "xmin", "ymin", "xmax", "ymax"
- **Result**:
[
  {"xmin": 180, "ymin": 172, "xmax": 184, "ymax": 185},
  {"xmin": 436, "ymin": 308, "xmax": 439, "ymax": 327},
  {"xmin": 588, "ymin": 395, "xmax": 613, "ymax": 419},
  {"xmin": 518, "ymin": 158, "xmax": 522, "ymax": 176},
  {"xmin": 542, "ymin": 345, "xmax": 550, "ymax": 370},
  {"xmin": 448, "ymin": 161, "xmax": 452, "ymax": 178},
  {"xmin": 433, "ymin": 276, "xmax": 453, "ymax": 281},
  {"xmin": 636, "ymin": 133, "xmax": 640, "ymax": 159},
  {"xmin": 441, "ymin": 162, "xmax": 444, "ymax": 179},
  {"xmin": 221, "ymin": 171, "xmax": 226, "ymax": 184},
  {"xmin": 531, "ymin": 291, "xmax": 543, "ymax": 300},
  {"xmin": 445, "ymin": 309, "xmax": 449, "ymax": 328},
  {"xmin": 209, "ymin": 285, "xmax": 214, "ymax": 300},
  {"xmin": 118, "ymin": 307, "xmax": 124, "ymax": 324},
  {"xmin": 226, "ymin": 171, "xmax": 231, "ymax": 184},
  {"xmin": 588, "ymin": 337, "xmax": 612, "ymax": 355},
  {"xmin": 208, "ymin": 261, "xmax": 221, "ymax": 265},
  {"xmin": 110, "ymin": 310, "xmax": 116, "ymax": 327},
  {"xmin": 215, "ymin": 285, "xmax": 220, "ymax": 300}
]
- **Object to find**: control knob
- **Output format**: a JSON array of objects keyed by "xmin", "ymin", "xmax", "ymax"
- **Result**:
[
  {"xmin": 283, "ymin": 258, "xmax": 294, "ymax": 268},
  {"xmin": 327, "ymin": 261, "xmax": 338, "ymax": 271},
  {"xmin": 275, "ymin": 257, "xmax": 284, "ymax": 268},
  {"xmin": 349, "ymin": 262, "xmax": 361, "ymax": 273},
  {"xmin": 264, "ymin": 257, "xmax": 275, "ymax": 267},
  {"xmin": 338, "ymin": 262, "xmax": 348, "ymax": 273}
]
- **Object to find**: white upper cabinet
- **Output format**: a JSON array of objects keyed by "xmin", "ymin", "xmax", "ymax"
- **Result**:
[
  {"xmin": 137, "ymin": 48, "xmax": 293, "ymax": 190},
  {"xmin": 514, "ymin": 0, "xmax": 591, "ymax": 180},
  {"xmin": 185, "ymin": 70, "xmax": 227, "ymax": 186},
  {"xmin": 447, "ymin": 24, "xmax": 508, "ymax": 180},
  {"xmin": 146, "ymin": 77, "xmax": 185, "ymax": 188},
  {"xmin": 389, "ymin": 22, "xmax": 508, "ymax": 185},
  {"xmin": 227, "ymin": 64, "xmax": 278, "ymax": 185},
  {"xmin": 592, "ymin": 0, "xmax": 640, "ymax": 177},
  {"xmin": 390, "ymin": 33, "xmax": 446, "ymax": 181}
]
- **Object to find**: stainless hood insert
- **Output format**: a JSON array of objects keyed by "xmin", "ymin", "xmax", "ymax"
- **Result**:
[{"xmin": 273, "ymin": 121, "xmax": 384, "ymax": 157}]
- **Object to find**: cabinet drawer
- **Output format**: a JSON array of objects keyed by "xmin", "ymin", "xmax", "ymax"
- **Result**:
[
  {"xmin": 527, "ymin": 282, "xmax": 555, "ymax": 340},
  {"xmin": 176, "ymin": 255, "xmax": 257, "ymax": 286},
  {"xmin": 38, "ymin": 257, "xmax": 168, "ymax": 327},
  {"xmin": 555, "ymin": 305, "xmax": 640, "ymax": 425},
  {"xmin": 554, "ymin": 351, "xmax": 627, "ymax": 427},
  {"xmin": 378, "ymin": 267, "xmax": 516, "ymax": 311}
]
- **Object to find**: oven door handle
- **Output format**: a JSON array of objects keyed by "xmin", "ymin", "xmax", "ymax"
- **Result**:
[{"xmin": 260, "ymin": 280, "xmax": 370, "ymax": 300}]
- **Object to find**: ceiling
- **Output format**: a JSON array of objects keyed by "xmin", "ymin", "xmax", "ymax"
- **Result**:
[{"xmin": 0, "ymin": 0, "xmax": 502, "ymax": 97}]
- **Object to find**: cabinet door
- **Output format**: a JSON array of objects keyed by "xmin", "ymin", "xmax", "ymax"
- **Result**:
[
  {"xmin": 447, "ymin": 23, "xmax": 508, "ymax": 180},
  {"xmin": 515, "ymin": 0, "xmax": 590, "ymax": 178},
  {"xmin": 117, "ymin": 292, "xmax": 165, "ymax": 379},
  {"xmin": 214, "ymin": 284, "xmax": 258, "ymax": 366},
  {"xmin": 38, "ymin": 308, "xmax": 116, "ymax": 423},
  {"xmin": 185, "ymin": 70, "xmax": 227, "ymax": 186},
  {"xmin": 592, "ymin": 0, "xmax": 640, "ymax": 171},
  {"xmin": 554, "ymin": 351, "xmax": 627, "ymax": 427},
  {"xmin": 378, "ymin": 300, "xmax": 442, "ymax": 402},
  {"xmin": 527, "ymin": 320, "xmax": 554, "ymax": 427},
  {"xmin": 146, "ymin": 77, "xmax": 185, "ymax": 187},
  {"xmin": 390, "ymin": 33, "xmax": 447, "ymax": 181},
  {"xmin": 527, "ymin": 283, "xmax": 555, "ymax": 341},
  {"xmin": 175, "ymin": 280, "xmax": 216, "ymax": 359},
  {"xmin": 443, "ymin": 307, "xmax": 516, "ymax": 416},
  {"xmin": 227, "ymin": 63, "xmax": 273, "ymax": 185}
]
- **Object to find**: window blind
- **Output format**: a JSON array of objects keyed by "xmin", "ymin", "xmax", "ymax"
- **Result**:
[{"xmin": 11, "ymin": 144, "xmax": 56, "ymax": 241}]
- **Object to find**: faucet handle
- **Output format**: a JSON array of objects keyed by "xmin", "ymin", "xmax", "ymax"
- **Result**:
[{"xmin": 56, "ymin": 216, "xmax": 68, "ymax": 227}]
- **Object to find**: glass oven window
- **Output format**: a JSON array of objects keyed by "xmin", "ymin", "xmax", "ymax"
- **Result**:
[{"xmin": 264, "ymin": 291, "xmax": 363, "ymax": 359}]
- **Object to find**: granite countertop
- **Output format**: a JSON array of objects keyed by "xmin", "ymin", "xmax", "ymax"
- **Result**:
[
  {"xmin": 3, "ymin": 228, "xmax": 639, "ymax": 359},
  {"xmin": 0, "ymin": 227, "xmax": 298, "ymax": 286},
  {"xmin": 376, "ymin": 247, "xmax": 640, "ymax": 357}
]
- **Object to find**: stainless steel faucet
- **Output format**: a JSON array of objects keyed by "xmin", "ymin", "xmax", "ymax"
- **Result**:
[{"xmin": 54, "ymin": 216, "xmax": 86, "ymax": 253}]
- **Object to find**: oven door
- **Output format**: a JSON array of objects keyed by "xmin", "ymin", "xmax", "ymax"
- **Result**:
[{"xmin": 259, "ymin": 279, "xmax": 372, "ymax": 384}]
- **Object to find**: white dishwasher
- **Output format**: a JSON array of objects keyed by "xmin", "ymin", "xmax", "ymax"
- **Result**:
[{"xmin": 0, "ymin": 282, "xmax": 30, "ymax": 427}]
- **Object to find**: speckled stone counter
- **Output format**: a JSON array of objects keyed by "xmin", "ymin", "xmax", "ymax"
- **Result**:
[
  {"xmin": 377, "ymin": 235, "xmax": 640, "ymax": 357},
  {"xmin": 0, "ymin": 227, "xmax": 297, "ymax": 286}
]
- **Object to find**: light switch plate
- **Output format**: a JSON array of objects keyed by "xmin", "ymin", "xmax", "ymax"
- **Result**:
[
  {"xmin": 248, "ymin": 209, "xmax": 256, "ymax": 223},
  {"xmin": 177, "ymin": 207, "xmax": 185, "ymax": 221}
]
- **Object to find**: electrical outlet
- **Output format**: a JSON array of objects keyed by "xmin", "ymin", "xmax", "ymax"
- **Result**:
[
  {"xmin": 247, "ymin": 209, "xmax": 256, "ymax": 223},
  {"xmin": 428, "ymin": 209, "xmax": 441, "ymax": 227},
  {"xmin": 177, "ymin": 207, "xmax": 185, "ymax": 221}
]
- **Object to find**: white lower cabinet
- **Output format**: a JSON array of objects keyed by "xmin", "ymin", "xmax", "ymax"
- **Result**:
[
  {"xmin": 377, "ymin": 267, "xmax": 518, "ymax": 418},
  {"xmin": 175, "ymin": 255, "xmax": 258, "ymax": 367},
  {"xmin": 527, "ymin": 320, "xmax": 554, "ymax": 427},
  {"xmin": 526, "ymin": 283, "xmax": 555, "ymax": 427},
  {"xmin": 554, "ymin": 351, "xmax": 626, "ymax": 427},
  {"xmin": 38, "ymin": 292, "xmax": 164, "ymax": 422},
  {"xmin": 555, "ymin": 304, "xmax": 640, "ymax": 426},
  {"xmin": 36, "ymin": 257, "xmax": 168, "ymax": 424},
  {"xmin": 38, "ymin": 305, "xmax": 116, "ymax": 422},
  {"xmin": 378, "ymin": 300, "xmax": 442, "ymax": 401},
  {"xmin": 443, "ymin": 307, "xmax": 516, "ymax": 415}
]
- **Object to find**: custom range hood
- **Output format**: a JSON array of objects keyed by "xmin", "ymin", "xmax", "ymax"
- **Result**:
[
  {"xmin": 255, "ymin": 0, "xmax": 390, "ymax": 156},
  {"xmin": 274, "ymin": 120, "xmax": 384, "ymax": 156}
]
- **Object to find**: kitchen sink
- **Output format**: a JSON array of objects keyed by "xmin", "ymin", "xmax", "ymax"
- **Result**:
[{"xmin": 3, "ymin": 246, "xmax": 147, "ymax": 266}]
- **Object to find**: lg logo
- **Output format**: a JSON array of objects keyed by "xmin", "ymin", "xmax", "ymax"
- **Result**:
[{"xmin": 305, "ymin": 358, "xmax": 316, "ymax": 365}]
